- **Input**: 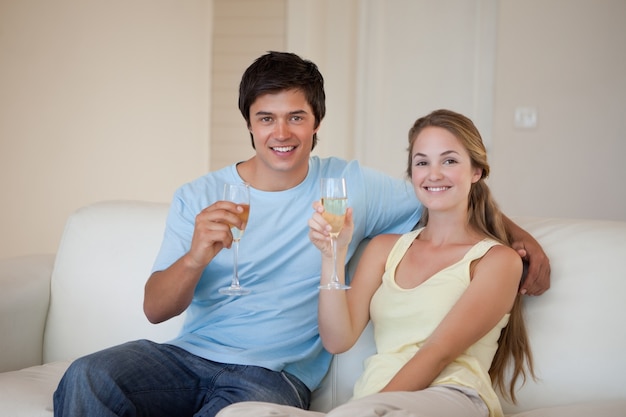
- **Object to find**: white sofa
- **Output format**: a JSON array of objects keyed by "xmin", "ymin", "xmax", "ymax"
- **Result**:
[{"xmin": 1, "ymin": 200, "xmax": 625, "ymax": 417}]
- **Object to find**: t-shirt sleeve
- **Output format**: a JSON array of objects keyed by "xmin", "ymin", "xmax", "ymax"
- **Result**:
[{"xmin": 151, "ymin": 190, "xmax": 196, "ymax": 273}]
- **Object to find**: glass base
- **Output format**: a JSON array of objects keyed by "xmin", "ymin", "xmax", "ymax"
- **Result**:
[
  {"xmin": 219, "ymin": 286, "xmax": 251, "ymax": 296},
  {"xmin": 318, "ymin": 282, "xmax": 351, "ymax": 290}
]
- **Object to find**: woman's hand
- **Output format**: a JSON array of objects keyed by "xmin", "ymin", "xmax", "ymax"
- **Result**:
[{"xmin": 308, "ymin": 201, "xmax": 354, "ymax": 257}]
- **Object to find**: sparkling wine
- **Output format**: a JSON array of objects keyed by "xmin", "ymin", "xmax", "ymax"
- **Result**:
[
  {"xmin": 322, "ymin": 197, "xmax": 347, "ymax": 237},
  {"xmin": 230, "ymin": 204, "xmax": 250, "ymax": 241}
]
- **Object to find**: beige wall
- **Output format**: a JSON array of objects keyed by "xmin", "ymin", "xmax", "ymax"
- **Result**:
[
  {"xmin": 2, "ymin": 0, "xmax": 625, "ymax": 259},
  {"xmin": 0, "ymin": 0, "xmax": 212, "ymax": 258},
  {"xmin": 327, "ymin": 0, "xmax": 625, "ymax": 223},
  {"xmin": 341, "ymin": 0, "xmax": 498, "ymax": 178},
  {"xmin": 489, "ymin": 0, "xmax": 626, "ymax": 220}
]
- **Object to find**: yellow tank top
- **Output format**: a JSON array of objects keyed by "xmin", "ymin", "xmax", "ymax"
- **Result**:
[{"xmin": 352, "ymin": 228, "xmax": 509, "ymax": 417}]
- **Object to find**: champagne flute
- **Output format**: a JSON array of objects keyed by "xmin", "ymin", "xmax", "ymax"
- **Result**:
[
  {"xmin": 219, "ymin": 183, "xmax": 251, "ymax": 296},
  {"xmin": 318, "ymin": 177, "xmax": 350, "ymax": 290}
]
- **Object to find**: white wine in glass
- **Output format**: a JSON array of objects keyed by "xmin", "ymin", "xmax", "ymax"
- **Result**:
[
  {"xmin": 219, "ymin": 183, "xmax": 251, "ymax": 296},
  {"xmin": 319, "ymin": 177, "xmax": 350, "ymax": 290}
]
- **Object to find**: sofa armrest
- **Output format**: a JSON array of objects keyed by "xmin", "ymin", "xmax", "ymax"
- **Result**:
[{"xmin": 0, "ymin": 254, "xmax": 54, "ymax": 372}]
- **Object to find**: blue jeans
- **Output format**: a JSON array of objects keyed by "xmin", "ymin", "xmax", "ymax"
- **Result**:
[{"xmin": 53, "ymin": 339, "xmax": 311, "ymax": 417}]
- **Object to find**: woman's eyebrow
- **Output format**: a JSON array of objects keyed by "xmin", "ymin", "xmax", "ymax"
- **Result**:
[{"xmin": 412, "ymin": 150, "xmax": 460, "ymax": 159}]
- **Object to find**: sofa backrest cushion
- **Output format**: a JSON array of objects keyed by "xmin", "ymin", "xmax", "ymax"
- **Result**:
[
  {"xmin": 500, "ymin": 216, "xmax": 626, "ymax": 413},
  {"xmin": 43, "ymin": 200, "xmax": 184, "ymax": 363}
]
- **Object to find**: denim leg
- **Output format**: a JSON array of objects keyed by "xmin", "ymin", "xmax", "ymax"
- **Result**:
[
  {"xmin": 54, "ymin": 340, "xmax": 207, "ymax": 417},
  {"xmin": 195, "ymin": 365, "xmax": 311, "ymax": 417},
  {"xmin": 53, "ymin": 339, "xmax": 311, "ymax": 417}
]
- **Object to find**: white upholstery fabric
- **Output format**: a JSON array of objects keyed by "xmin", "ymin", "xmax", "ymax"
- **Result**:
[
  {"xmin": 42, "ymin": 200, "xmax": 184, "ymax": 363},
  {"xmin": 506, "ymin": 400, "xmax": 626, "ymax": 417},
  {"xmin": 0, "ymin": 254, "xmax": 54, "ymax": 372},
  {"xmin": 501, "ymin": 217, "xmax": 626, "ymax": 414},
  {"xmin": 0, "ymin": 361, "xmax": 68, "ymax": 417}
]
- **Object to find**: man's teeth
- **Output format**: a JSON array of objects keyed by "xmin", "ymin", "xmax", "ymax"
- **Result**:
[
  {"xmin": 427, "ymin": 187, "xmax": 449, "ymax": 191},
  {"xmin": 273, "ymin": 146, "xmax": 294, "ymax": 152}
]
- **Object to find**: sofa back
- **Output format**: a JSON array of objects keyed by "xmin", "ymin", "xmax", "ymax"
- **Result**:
[
  {"xmin": 43, "ymin": 200, "xmax": 183, "ymax": 363},
  {"xmin": 501, "ymin": 216, "xmax": 626, "ymax": 413}
]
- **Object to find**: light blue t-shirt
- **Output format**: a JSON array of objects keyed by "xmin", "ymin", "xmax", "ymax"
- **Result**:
[{"xmin": 151, "ymin": 156, "xmax": 422, "ymax": 390}]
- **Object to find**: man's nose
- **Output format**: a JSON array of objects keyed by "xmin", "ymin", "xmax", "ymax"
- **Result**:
[{"xmin": 274, "ymin": 119, "xmax": 289, "ymax": 139}]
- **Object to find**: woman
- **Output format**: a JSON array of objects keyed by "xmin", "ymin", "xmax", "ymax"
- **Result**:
[{"xmin": 218, "ymin": 109, "xmax": 535, "ymax": 417}]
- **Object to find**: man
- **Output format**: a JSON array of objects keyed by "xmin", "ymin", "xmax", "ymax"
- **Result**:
[{"xmin": 54, "ymin": 51, "xmax": 549, "ymax": 417}]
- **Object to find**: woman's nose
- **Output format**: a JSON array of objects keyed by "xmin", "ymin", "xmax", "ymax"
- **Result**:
[{"xmin": 428, "ymin": 165, "xmax": 443, "ymax": 180}]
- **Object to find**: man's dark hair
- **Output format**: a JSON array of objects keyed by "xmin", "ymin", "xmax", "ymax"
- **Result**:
[{"xmin": 238, "ymin": 51, "xmax": 326, "ymax": 149}]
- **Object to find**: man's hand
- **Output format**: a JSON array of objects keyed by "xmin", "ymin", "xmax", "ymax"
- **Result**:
[
  {"xmin": 503, "ymin": 215, "xmax": 551, "ymax": 295},
  {"xmin": 186, "ymin": 201, "xmax": 246, "ymax": 269},
  {"xmin": 511, "ymin": 240, "xmax": 551, "ymax": 295}
]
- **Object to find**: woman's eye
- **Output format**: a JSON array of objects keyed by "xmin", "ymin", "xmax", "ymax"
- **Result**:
[{"xmin": 443, "ymin": 159, "xmax": 458, "ymax": 165}]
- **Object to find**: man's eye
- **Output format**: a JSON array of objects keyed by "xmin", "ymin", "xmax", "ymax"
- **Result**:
[
  {"xmin": 260, "ymin": 117, "xmax": 272, "ymax": 123},
  {"xmin": 291, "ymin": 115, "xmax": 303, "ymax": 122}
]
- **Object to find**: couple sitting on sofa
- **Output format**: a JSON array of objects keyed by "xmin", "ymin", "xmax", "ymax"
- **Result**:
[{"xmin": 53, "ymin": 51, "xmax": 550, "ymax": 417}]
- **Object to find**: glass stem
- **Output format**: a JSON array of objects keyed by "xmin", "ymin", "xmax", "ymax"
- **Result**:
[
  {"xmin": 331, "ymin": 236, "xmax": 339, "ymax": 285},
  {"xmin": 231, "ymin": 240, "xmax": 240, "ymax": 288}
]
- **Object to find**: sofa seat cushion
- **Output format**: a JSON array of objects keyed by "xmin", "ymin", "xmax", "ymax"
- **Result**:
[
  {"xmin": 0, "ymin": 361, "xmax": 68, "ymax": 417},
  {"xmin": 506, "ymin": 399, "xmax": 626, "ymax": 417}
]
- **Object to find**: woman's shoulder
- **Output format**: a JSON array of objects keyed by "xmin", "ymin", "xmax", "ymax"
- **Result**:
[
  {"xmin": 368, "ymin": 231, "xmax": 416, "ymax": 253},
  {"xmin": 477, "ymin": 242, "xmax": 523, "ymax": 278},
  {"xmin": 482, "ymin": 240, "xmax": 520, "ymax": 260}
]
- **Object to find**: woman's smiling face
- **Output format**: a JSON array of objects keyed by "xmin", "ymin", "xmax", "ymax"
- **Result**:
[{"xmin": 410, "ymin": 126, "xmax": 482, "ymax": 213}]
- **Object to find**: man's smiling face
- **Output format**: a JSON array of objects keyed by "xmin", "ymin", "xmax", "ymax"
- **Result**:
[{"xmin": 247, "ymin": 89, "xmax": 319, "ymax": 183}]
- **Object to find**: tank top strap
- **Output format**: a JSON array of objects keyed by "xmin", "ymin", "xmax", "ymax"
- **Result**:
[
  {"xmin": 462, "ymin": 237, "xmax": 502, "ymax": 262},
  {"xmin": 384, "ymin": 229, "xmax": 422, "ymax": 272}
]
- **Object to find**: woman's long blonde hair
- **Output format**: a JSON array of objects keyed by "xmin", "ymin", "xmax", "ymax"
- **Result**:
[{"xmin": 407, "ymin": 109, "xmax": 535, "ymax": 403}]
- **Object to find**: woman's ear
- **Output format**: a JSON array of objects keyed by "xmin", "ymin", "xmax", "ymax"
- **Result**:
[{"xmin": 472, "ymin": 167, "xmax": 483, "ymax": 183}]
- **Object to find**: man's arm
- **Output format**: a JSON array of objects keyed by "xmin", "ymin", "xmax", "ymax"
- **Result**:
[{"xmin": 503, "ymin": 215, "xmax": 551, "ymax": 295}]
